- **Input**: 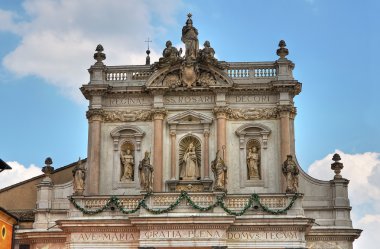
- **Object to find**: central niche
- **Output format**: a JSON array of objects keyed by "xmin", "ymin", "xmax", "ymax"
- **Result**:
[{"xmin": 179, "ymin": 135, "xmax": 202, "ymax": 180}]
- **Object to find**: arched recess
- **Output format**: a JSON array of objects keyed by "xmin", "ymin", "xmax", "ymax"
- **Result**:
[
  {"xmin": 178, "ymin": 134, "xmax": 202, "ymax": 180},
  {"xmin": 110, "ymin": 125, "xmax": 145, "ymax": 189},
  {"xmin": 235, "ymin": 123, "xmax": 271, "ymax": 188}
]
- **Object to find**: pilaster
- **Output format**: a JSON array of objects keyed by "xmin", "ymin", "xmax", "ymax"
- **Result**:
[{"xmin": 152, "ymin": 108, "xmax": 167, "ymax": 192}]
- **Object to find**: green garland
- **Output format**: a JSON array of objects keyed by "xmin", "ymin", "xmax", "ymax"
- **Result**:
[{"xmin": 69, "ymin": 191, "xmax": 299, "ymax": 216}]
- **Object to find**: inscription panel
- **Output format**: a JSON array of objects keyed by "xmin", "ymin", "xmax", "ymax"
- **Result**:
[
  {"xmin": 227, "ymin": 231, "xmax": 300, "ymax": 241},
  {"xmin": 71, "ymin": 232, "xmax": 138, "ymax": 243},
  {"xmin": 164, "ymin": 95, "xmax": 215, "ymax": 105},
  {"xmin": 140, "ymin": 229, "xmax": 225, "ymax": 240},
  {"xmin": 227, "ymin": 95, "xmax": 276, "ymax": 104},
  {"xmin": 104, "ymin": 96, "xmax": 153, "ymax": 107}
]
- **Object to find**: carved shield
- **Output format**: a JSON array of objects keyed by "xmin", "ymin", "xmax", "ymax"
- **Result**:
[{"xmin": 181, "ymin": 65, "xmax": 197, "ymax": 88}]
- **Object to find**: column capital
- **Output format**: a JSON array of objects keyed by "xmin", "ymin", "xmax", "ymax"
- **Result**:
[
  {"xmin": 152, "ymin": 108, "xmax": 167, "ymax": 120},
  {"xmin": 213, "ymin": 106, "xmax": 229, "ymax": 118},
  {"xmin": 86, "ymin": 109, "xmax": 104, "ymax": 121}
]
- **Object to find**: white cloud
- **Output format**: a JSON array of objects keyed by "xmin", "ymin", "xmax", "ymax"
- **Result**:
[
  {"xmin": 308, "ymin": 150, "xmax": 380, "ymax": 249},
  {"xmin": 1, "ymin": 0, "xmax": 184, "ymax": 102},
  {"xmin": 0, "ymin": 161, "xmax": 42, "ymax": 189}
]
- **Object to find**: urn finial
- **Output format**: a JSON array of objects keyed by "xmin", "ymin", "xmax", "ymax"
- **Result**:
[
  {"xmin": 331, "ymin": 153, "xmax": 344, "ymax": 179},
  {"xmin": 93, "ymin": 44, "xmax": 106, "ymax": 64},
  {"xmin": 42, "ymin": 157, "xmax": 54, "ymax": 176},
  {"xmin": 276, "ymin": 40, "xmax": 289, "ymax": 59}
]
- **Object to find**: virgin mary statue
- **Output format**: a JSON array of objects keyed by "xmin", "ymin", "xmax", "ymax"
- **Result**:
[{"xmin": 180, "ymin": 142, "xmax": 200, "ymax": 180}]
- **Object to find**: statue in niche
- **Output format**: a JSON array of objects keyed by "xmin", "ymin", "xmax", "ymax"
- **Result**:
[
  {"xmin": 180, "ymin": 142, "xmax": 200, "ymax": 180},
  {"xmin": 120, "ymin": 148, "xmax": 134, "ymax": 181},
  {"xmin": 139, "ymin": 151, "xmax": 153, "ymax": 192},
  {"xmin": 282, "ymin": 155, "xmax": 300, "ymax": 193},
  {"xmin": 181, "ymin": 13, "xmax": 199, "ymax": 60},
  {"xmin": 72, "ymin": 158, "xmax": 86, "ymax": 195},
  {"xmin": 211, "ymin": 151, "xmax": 227, "ymax": 191},
  {"xmin": 247, "ymin": 146, "xmax": 260, "ymax": 179}
]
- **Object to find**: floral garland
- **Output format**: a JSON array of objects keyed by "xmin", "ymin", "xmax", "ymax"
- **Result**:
[{"xmin": 69, "ymin": 191, "xmax": 299, "ymax": 216}]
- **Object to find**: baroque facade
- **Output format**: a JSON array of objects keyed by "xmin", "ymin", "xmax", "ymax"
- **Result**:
[{"xmin": 0, "ymin": 14, "xmax": 361, "ymax": 249}]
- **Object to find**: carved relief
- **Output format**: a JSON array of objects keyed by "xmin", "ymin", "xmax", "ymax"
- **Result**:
[
  {"xmin": 179, "ymin": 136, "xmax": 201, "ymax": 180},
  {"xmin": 163, "ymin": 72, "xmax": 181, "ymax": 87},
  {"xmin": 282, "ymin": 155, "xmax": 299, "ymax": 193},
  {"xmin": 246, "ymin": 140, "xmax": 261, "ymax": 180},
  {"xmin": 103, "ymin": 110, "xmax": 152, "ymax": 122},
  {"xmin": 226, "ymin": 107, "xmax": 279, "ymax": 120},
  {"xmin": 199, "ymin": 71, "xmax": 216, "ymax": 86},
  {"xmin": 120, "ymin": 142, "xmax": 135, "ymax": 182}
]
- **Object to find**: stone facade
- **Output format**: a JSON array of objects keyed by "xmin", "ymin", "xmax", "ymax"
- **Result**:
[{"xmin": 0, "ymin": 15, "xmax": 361, "ymax": 249}]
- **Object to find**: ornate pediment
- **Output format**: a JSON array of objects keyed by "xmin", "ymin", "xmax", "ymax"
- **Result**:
[
  {"xmin": 167, "ymin": 110, "xmax": 213, "ymax": 125},
  {"xmin": 147, "ymin": 14, "xmax": 232, "ymax": 90}
]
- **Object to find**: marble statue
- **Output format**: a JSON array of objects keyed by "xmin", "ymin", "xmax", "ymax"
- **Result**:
[
  {"xmin": 181, "ymin": 13, "xmax": 199, "ymax": 60},
  {"xmin": 180, "ymin": 142, "xmax": 200, "ymax": 180},
  {"xmin": 211, "ymin": 151, "xmax": 227, "ymax": 191},
  {"xmin": 247, "ymin": 146, "xmax": 260, "ymax": 179},
  {"xmin": 120, "ymin": 149, "xmax": 134, "ymax": 181},
  {"xmin": 156, "ymin": 40, "xmax": 181, "ymax": 68},
  {"xmin": 139, "ymin": 151, "xmax": 153, "ymax": 192},
  {"xmin": 72, "ymin": 158, "xmax": 86, "ymax": 195},
  {"xmin": 282, "ymin": 155, "xmax": 299, "ymax": 193}
]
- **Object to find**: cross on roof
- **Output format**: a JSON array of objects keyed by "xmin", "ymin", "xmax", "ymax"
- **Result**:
[{"xmin": 144, "ymin": 37, "xmax": 152, "ymax": 50}]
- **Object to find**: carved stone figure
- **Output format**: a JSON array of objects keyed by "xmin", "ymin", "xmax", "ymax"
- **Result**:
[
  {"xmin": 247, "ymin": 146, "xmax": 260, "ymax": 179},
  {"xmin": 139, "ymin": 151, "xmax": 154, "ymax": 192},
  {"xmin": 120, "ymin": 149, "xmax": 134, "ymax": 181},
  {"xmin": 199, "ymin": 71, "xmax": 216, "ymax": 86},
  {"xmin": 163, "ymin": 72, "xmax": 181, "ymax": 87},
  {"xmin": 156, "ymin": 40, "xmax": 181, "ymax": 68},
  {"xmin": 180, "ymin": 142, "xmax": 200, "ymax": 180},
  {"xmin": 181, "ymin": 13, "xmax": 199, "ymax": 60},
  {"xmin": 72, "ymin": 158, "xmax": 86, "ymax": 195},
  {"xmin": 211, "ymin": 151, "xmax": 227, "ymax": 191},
  {"xmin": 282, "ymin": 155, "xmax": 299, "ymax": 193},
  {"xmin": 199, "ymin": 41, "xmax": 216, "ymax": 64}
]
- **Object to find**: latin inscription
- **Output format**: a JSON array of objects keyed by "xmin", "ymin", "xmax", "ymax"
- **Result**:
[
  {"xmin": 164, "ymin": 95, "xmax": 215, "ymax": 105},
  {"xmin": 227, "ymin": 231, "xmax": 299, "ymax": 241},
  {"xmin": 141, "ymin": 229, "xmax": 224, "ymax": 239},
  {"xmin": 107, "ymin": 97, "xmax": 151, "ymax": 106},
  {"xmin": 72, "ymin": 233, "xmax": 137, "ymax": 242},
  {"xmin": 228, "ymin": 95, "xmax": 273, "ymax": 103}
]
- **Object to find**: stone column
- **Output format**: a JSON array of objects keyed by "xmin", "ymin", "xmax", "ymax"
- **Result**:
[
  {"xmin": 280, "ymin": 108, "xmax": 291, "ymax": 162},
  {"xmin": 152, "ymin": 109, "xmax": 166, "ymax": 192},
  {"xmin": 86, "ymin": 109, "xmax": 103, "ymax": 195},
  {"xmin": 214, "ymin": 107, "xmax": 227, "ymax": 159},
  {"xmin": 170, "ymin": 128, "xmax": 176, "ymax": 180},
  {"xmin": 203, "ymin": 125, "xmax": 210, "ymax": 179}
]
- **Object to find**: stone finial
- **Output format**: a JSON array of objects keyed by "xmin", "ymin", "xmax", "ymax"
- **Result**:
[
  {"xmin": 276, "ymin": 40, "xmax": 289, "ymax": 59},
  {"xmin": 42, "ymin": 157, "xmax": 54, "ymax": 176},
  {"xmin": 146, "ymin": 49, "xmax": 151, "ymax": 65},
  {"xmin": 93, "ymin": 44, "xmax": 106, "ymax": 64},
  {"xmin": 331, "ymin": 153, "xmax": 344, "ymax": 179}
]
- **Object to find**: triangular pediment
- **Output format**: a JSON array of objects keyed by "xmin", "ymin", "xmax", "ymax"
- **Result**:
[{"xmin": 167, "ymin": 110, "xmax": 213, "ymax": 125}]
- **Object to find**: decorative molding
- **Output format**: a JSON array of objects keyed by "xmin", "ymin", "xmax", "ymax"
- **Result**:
[
  {"xmin": 104, "ymin": 110, "xmax": 153, "ymax": 122},
  {"xmin": 226, "ymin": 107, "xmax": 279, "ymax": 120},
  {"xmin": 86, "ymin": 109, "xmax": 104, "ymax": 121}
]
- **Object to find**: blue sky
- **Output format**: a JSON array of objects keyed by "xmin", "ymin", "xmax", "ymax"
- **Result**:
[{"xmin": 0, "ymin": 0, "xmax": 379, "ymax": 247}]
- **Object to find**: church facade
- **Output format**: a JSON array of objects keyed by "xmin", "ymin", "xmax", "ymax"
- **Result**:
[{"xmin": 0, "ymin": 15, "xmax": 361, "ymax": 249}]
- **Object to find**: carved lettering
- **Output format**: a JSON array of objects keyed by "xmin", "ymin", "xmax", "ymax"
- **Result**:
[
  {"xmin": 107, "ymin": 97, "xmax": 151, "ymax": 106},
  {"xmin": 228, "ymin": 95, "xmax": 273, "ymax": 104},
  {"xmin": 164, "ymin": 95, "xmax": 215, "ymax": 105},
  {"xmin": 141, "ymin": 229, "xmax": 224, "ymax": 239},
  {"xmin": 72, "ymin": 233, "xmax": 137, "ymax": 242},
  {"xmin": 227, "ymin": 231, "xmax": 299, "ymax": 241}
]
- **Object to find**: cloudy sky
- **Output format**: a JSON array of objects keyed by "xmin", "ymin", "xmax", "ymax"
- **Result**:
[{"xmin": 0, "ymin": 0, "xmax": 379, "ymax": 248}]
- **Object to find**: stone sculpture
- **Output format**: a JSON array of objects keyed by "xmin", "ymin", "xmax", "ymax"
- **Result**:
[
  {"xmin": 199, "ymin": 41, "xmax": 217, "ymax": 64},
  {"xmin": 180, "ymin": 142, "xmax": 200, "ymax": 180},
  {"xmin": 156, "ymin": 40, "xmax": 181, "ymax": 68},
  {"xmin": 120, "ymin": 149, "xmax": 134, "ymax": 181},
  {"xmin": 181, "ymin": 13, "xmax": 199, "ymax": 60},
  {"xmin": 211, "ymin": 151, "xmax": 227, "ymax": 191},
  {"xmin": 247, "ymin": 146, "xmax": 260, "ymax": 179},
  {"xmin": 72, "ymin": 158, "xmax": 86, "ymax": 195},
  {"xmin": 139, "ymin": 151, "xmax": 154, "ymax": 192},
  {"xmin": 282, "ymin": 155, "xmax": 299, "ymax": 193}
]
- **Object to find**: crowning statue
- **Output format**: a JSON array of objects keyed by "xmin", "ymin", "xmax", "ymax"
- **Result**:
[
  {"xmin": 247, "ymin": 146, "xmax": 260, "ymax": 179},
  {"xmin": 72, "ymin": 158, "xmax": 86, "ymax": 195},
  {"xmin": 211, "ymin": 151, "xmax": 227, "ymax": 191},
  {"xmin": 120, "ymin": 149, "xmax": 134, "ymax": 181},
  {"xmin": 180, "ymin": 142, "xmax": 200, "ymax": 180},
  {"xmin": 282, "ymin": 155, "xmax": 300, "ymax": 193},
  {"xmin": 139, "ymin": 151, "xmax": 154, "ymax": 192},
  {"xmin": 181, "ymin": 13, "xmax": 199, "ymax": 60},
  {"xmin": 156, "ymin": 40, "xmax": 181, "ymax": 68}
]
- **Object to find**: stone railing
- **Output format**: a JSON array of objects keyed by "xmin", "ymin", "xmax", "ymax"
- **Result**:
[
  {"xmin": 69, "ymin": 192, "xmax": 302, "ymax": 217},
  {"xmin": 105, "ymin": 65, "xmax": 153, "ymax": 82},
  {"xmin": 226, "ymin": 62, "xmax": 277, "ymax": 82}
]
